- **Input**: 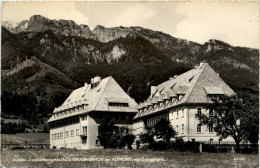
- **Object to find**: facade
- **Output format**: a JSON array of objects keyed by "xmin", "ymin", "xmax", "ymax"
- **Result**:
[
  {"xmin": 133, "ymin": 63, "xmax": 235, "ymax": 142},
  {"xmin": 48, "ymin": 76, "xmax": 137, "ymax": 149}
]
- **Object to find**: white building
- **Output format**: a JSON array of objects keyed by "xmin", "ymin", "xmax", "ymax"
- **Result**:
[
  {"xmin": 48, "ymin": 76, "xmax": 137, "ymax": 149},
  {"xmin": 133, "ymin": 63, "xmax": 235, "ymax": 143}
]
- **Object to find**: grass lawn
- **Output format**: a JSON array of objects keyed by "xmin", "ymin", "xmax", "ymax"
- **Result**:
[
  {"xmin": 1, "ymin": 133, "xmax": 49, "ymax": 144},
  {"xmin": 0, "ymin": 149, "xmax": 258, "ymax": 168}
]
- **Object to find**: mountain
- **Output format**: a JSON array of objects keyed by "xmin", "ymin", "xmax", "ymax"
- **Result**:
[{"xmin": 1, "ymin": 15, "xmax": 258, "ymax": 128}]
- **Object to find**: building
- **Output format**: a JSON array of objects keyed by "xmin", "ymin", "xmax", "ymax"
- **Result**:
[
  {"xmin": 48, "ymin": 76, "xmax": 137, "ymax": 149},
  {"xmin": 133, "ymin": 63, "xmax": 235, "ymax": 143}
]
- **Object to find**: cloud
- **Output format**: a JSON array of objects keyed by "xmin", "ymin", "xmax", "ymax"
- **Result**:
[
  {"xmin": 107, "ymin": 3, "xmax": 155, "ymax": 27},
  {"xmin": 174, "ymin": 2, "xmax": 259, "ymax": 48},
  {"xmin": 74, "ymin": 2, "xmax": 155, "ymax": 29},
  {"xmin": 2, "ymin": 2, "xmax": 89, "ymax": 25},
  {"xmin": 2, "ymin": 2, "xmax": 258, "ymax": 48}
]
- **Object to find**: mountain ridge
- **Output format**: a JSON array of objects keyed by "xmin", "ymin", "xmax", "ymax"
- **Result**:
[{"xmin": 1, "ymin": 15, "xmax": 258, "ymax": 128}]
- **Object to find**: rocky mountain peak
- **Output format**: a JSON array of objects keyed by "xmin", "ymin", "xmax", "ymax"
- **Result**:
[
  {"xmin": 92, "ymin": 25, "xmax": 135, "ymax": 43},
  {"xmin": 3, "ymin": 15, "xmax": 97, "ymax": 40},
  {"xmin": 204, "ymin": 39, "xmax": 233, "ymax": 52}
]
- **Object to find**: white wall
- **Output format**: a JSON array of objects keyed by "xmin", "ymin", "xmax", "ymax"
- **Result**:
[
  {"xmin": 169, "ymin": 105, "xmax": 234, "ymax": 142},
  {"xmin": 50, "ymin": 123, "xmax": 81, "ymax": 149},
  {"xmin": 133, "ymin": 120, "xmax": 145, "ymax": 138}
]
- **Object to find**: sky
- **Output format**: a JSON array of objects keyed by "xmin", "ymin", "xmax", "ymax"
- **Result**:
[{"xmin": 2, "ymin": 1, "xmax": 259, "ymax": 48}]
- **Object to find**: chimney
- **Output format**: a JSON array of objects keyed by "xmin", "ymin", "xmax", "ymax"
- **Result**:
[
  {"xmin": 91, "ymin": 76, "xmax": 101, "ymax": 88},
  {"xmin": 84, "ymin": 83, "xmax": 88, "ymax": 90},
  {"xmin": 93, "ymin": 76, "xmax": 101, "ymax": 84},
  {"xmin": 174, "ymin": 75, "xmax": 178, "ymax": 79},
  {"xmin": 151, "ymin": 86, "xmax": 157, "ymax": 96},
  {"xmin": 169, "ymin": 77, "xmax": 173, "ymax": 80}
]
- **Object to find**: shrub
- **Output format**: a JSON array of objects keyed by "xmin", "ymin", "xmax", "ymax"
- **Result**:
[
  {"xmin": 241, "ymin": 148, "xmax": 253, "ymax": 154},
  {"xmin": 136, "ymin": 140, "xmax": 140, "ymax": 149},
  {"xmin": 107, "ymin": 135, "xmax": 118, "ymax": 148},
  {"xmin": 202, "ymin": 144, "xmax": 217, "ymax": 153},
  {"xmin": 123, "ymin": 134, "xmax": 135, "ymax": 149}
]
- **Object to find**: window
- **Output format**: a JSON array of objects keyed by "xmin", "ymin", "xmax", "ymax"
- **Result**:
[
  {"xmin": 171, "ymin": 98, "xmax": 176, "ymax": 104},
  {"xmin": 208, "ymin": 94, "xmax": 218, "ymax": 101},
  {"xmin": 218, "ymin": 138, "xmax": 222, "ymax": 143},
  {"xmin": 182, "ymin": 124, "xmax": 184, "ymax": 134},
  {"xmin": 178, "ymin": 94, "xmax": 184, "ymax": 101},
  {"xmin": 76, "ymin": 129, "xmax": 79, "ymax": 135},
  {"xmin": 176, "ymin": 125, "xmax": 178, "ymax": 133},
  {"xmin": 189, "ymin": 76, "xmax": 194, "ymax": 82},
  {"xmin": 60, "ymin": 132, "xmax": 63, "ymax": 139},
  {"xmin": 83, "ymin": 126, "xmax": 87, "ymax": 135},
  {"xmin": 57, "ymin": 133, "xmax": 60, "ymax": 139},
  {"xmin": 197, "ymin": 108, "xmax": 202, "ymax": 116},
  {"xmin": 71, "ymin": 130, "xmax": 74, "ymax": 137},
  {"xmin": 170, "ymin": 83, "xmax": 176, "ymax": 90},
  {"xmin": 108, "ymin": 102, "xmax": 129, "ymax": 107},
  {"xmin": 182, "ymin": 109, "xmax": 184, "ymax": 118},
  {"xmin": 210, "ymin": 139, "xmax": 213, "ymax": 144},
  {"xmin": 197, "ymin": 124, "xmax": 202, "ymax": 133},
  {"xmin": 176, "ymin": 110, "xmax": 179, "ymax": 119},
  {"xmin": 209, "ymin": 124, "xmax": 214, "ymax": 133},
  {"xmin": 96, "ymin": 140, "xmax": 100, "ymax": 146},
  {"xmin": 159, "ymin": 88, "xmax": 164, "ymax": 94},
  {"xmin": 65, "ymin": 131, "xmax": 69, "ymax": 138},
  {"xmin": 209, "ymin": 109, "xmax": 213, "ymax": 117}
]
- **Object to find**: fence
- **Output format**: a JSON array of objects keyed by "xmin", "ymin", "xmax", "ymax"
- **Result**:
[
  {"xmin": 199, "ymin": 141, "xmax": 258, "ymax": 153},
  {"xmin": 1, "ymin": 143, "xmax": 50, "ymax": 150}
]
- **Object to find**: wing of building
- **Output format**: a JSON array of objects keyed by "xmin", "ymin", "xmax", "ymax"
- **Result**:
[
  {"xmin": 133, "ymin": 63, "xmax": 235, "ymax": 142},
  {"xmin": 48, "ymin": 76, "xmax": 137, "ymax": 149}
]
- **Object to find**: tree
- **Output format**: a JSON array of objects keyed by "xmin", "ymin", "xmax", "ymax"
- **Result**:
[
  {"xmin": 123, "ymin": 134, "xmax": 135, "ymax": 149},
  {"xmin": 139, "ymin": 126, "xmax": 155, "ymax": 148},
  {"xmin": 236, "ymin": 91, "xmax": 259, "ymax": 144},
  {"xmin": 154, "ymin": 118, "xmax": 176, "ymax": 143},
  {"xmin": 98, "ymin": 117, "xmax": 116, "ymax": 148},
  {"xmin": 195, "ymin": 95, "xmax": 253, "ymax": 153}
]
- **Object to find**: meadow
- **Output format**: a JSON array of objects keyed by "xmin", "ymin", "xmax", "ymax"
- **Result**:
[
  {"xmin": 1, "ymin": 148, "xmax": 258, "ymax": 168},
  {"xmin": 1, "ymin": 133, "xmax": 49, "ymax": 144}
]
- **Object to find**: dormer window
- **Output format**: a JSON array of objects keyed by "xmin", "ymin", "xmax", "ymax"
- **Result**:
[
  {"xmin": 177, "ymin": 94, "xmax": 184, "ymax": 101},
  {"xmin": 208, "ymin": 94, "xmax": 219, "ymax": 101},
  {"xmin": 171, "ymin": 83, "xmax": 176, "ymax": 90},
  {"xmin": 159, "ymin": 88, "xmax": 164, "ymax": 94},
  {"xmin": 189, "ymin": 76, "xmax": 194, "ymax": 82},
  {"xmin": 171, "ymin": 97, "xmax": 176, "ymax": 104},
  {"xmin": 209, "ymin": 109, "xmax": 214, "ymax": 117},
  {"xmin": 197, "ymin": 108, "xmax": 202, "ymax": 116},
  {"xmin": 108, "ymin": 102, "xmax": 129, "ymax": 107}
]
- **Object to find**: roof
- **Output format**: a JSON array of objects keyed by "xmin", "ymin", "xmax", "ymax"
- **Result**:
[
  {"xmin": 134, "ymin": 63, "xmax": 235, "ymax": 119},
  {"xmin": 48, "ymin": 76, "xmax": 138, "ymax": 122}
]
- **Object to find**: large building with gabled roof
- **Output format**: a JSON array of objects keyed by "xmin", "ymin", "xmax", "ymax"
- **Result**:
[
  {"xmin": 48, "ymin": 76, "xmax": 137, "ymax": 149},
  {"xmin": 133, "ymin": 63, "xmax": 235, "ymax": 142}
]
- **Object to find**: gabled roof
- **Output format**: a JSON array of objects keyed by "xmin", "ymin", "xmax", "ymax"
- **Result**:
[
  {"xmin": 134, "ymin": 63, "xmax": 235, "ymax": 119},
  {"xmin": 48, "ymin": 76, "xmax": 137, "ymax": 122}
]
